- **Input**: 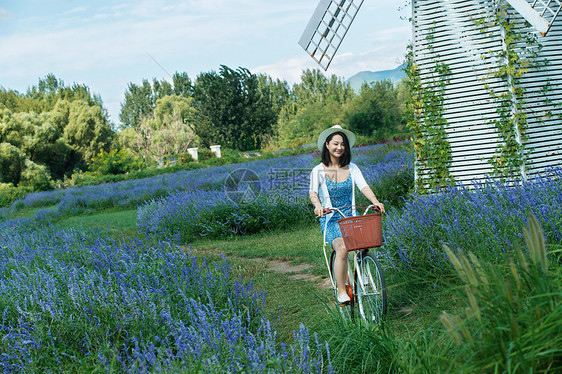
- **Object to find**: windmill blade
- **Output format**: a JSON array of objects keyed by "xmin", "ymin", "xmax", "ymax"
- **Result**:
[
  {"xmin": 298, "ymin": 0, "xmax": 364, "ymax": 70},
  {"xmin": 506, "ymin": 0, "xmax": 562, "ymax": 36}
]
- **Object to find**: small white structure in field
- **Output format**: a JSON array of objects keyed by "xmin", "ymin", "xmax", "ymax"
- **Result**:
[
  {"xmin": 187, "ymin": 147, "xmax": 198, "ymax": 161},
  {"xmin": 210, "ymin": 145, "xmax": 222, "ymax": 158}
]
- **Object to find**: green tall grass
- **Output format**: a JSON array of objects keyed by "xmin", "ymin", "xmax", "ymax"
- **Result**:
[
  {"xmin": 439, "ymin": 214, "xmax": 562, "ymax": 372},
  {"xmin": 318, "ymin": 215, "xmax": 561, "ymax": 373}
]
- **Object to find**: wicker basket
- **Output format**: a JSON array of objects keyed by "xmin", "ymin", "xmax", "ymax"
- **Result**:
[{"xmin": 338, "ymin": 213, "xmax": 382, "ymax": 250}]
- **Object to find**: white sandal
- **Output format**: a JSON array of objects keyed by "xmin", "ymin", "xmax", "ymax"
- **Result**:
[{"xmin": 337, "ymin": 293, "xmax": 351, "ymax": 303}]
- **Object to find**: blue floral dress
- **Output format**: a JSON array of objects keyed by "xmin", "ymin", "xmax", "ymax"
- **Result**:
[{"xmin": 319, "ymin": 174, "xmax": 353, "ymax": 246}]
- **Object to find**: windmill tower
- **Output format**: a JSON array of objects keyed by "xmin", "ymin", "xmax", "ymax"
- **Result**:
[{"xmin": 300, "ymin": 0, "xmax": 562, "ymax": 187}]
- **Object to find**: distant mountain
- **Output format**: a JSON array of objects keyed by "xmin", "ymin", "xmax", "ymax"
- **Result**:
[{"xmin": 346, "ymin": 64, "xmax": 406, "ymax": 92}]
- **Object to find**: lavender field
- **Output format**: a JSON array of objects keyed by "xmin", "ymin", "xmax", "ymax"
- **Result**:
[
  {"xmin": 1, "ymin": 142, "xmax": 561, "ymax": 372},
  {"xmin": 0, "ymin": 143, "xmax": 412, "ymax": 372},
  {"xmin": 0, "ymin": 219, "xmax": 334, "ymax": 372},
  {"xmin": 136, "ymin": 144, "xmax": 414, "ymax": 243},
  {"xmin": 382, "ymin": 167, "xmax": 562, "ymax": 276}
]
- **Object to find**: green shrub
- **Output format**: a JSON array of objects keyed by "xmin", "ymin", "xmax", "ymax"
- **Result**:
[
  {"xmin": 356, "ymin": 161, "xmax": 414, "ymax": 210},
  {"xmin": 0, "ymin": 183, "xmax": 33, "ymax": 208},
  {"xmin": 177, "ymin": 152, "xmax": 195, "ymax": 165},
  {"xmin": 321, "ymin": 316, "xmax": 399, "ymax": 373},
  {"xmin": 197, "ymin": 147, "xmax": 215, "ymax": 161},
  {"xmin": 19, "ymin": 160, "xmax": 54, "ymax": 191},
  {"xmin": 87, "ymin": 149, "xmax": 143, "ymax": 175}
]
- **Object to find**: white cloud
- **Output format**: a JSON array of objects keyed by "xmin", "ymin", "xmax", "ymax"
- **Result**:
[
  {"xmin": 0, "ymin": 7, "xmax": 13, "ymax": 20},
  {"xmin": 253, "ymin": 56, "xmax": 318, "ymax": 84},
  {"xmin": 63, "ymin": 6, "xmax": 88, "ymax": 15},
  {"xmin": 0, "ymin": 0, "xmax": 315, "ymax": 79}
]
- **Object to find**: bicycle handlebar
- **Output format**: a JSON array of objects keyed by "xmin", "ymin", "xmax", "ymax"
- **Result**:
[{"xmin": 323, "ymin": 204, "xmax": 381, "ymax": 218}]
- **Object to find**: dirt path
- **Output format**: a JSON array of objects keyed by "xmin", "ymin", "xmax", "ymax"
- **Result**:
[
  {"xmin": 188, "ymin": 245, "xmax": 333, "ymax": 290},
  {"xmin": 250, "ymin": 258, "xmax": 333, "ymax": 289}
]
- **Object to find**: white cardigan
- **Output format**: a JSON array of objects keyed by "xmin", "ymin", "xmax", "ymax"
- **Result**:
[{"xmin": 309, "ymin": 162, "xmax": 368, "ymax": 221}]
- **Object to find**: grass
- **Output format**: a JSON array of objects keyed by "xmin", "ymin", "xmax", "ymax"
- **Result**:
[
  {"xmin": 188, "ymin": 222, "xmax": 450, "ymax": 341},
  {"xmin": 55, "ymin": 208, "xmax": 138, "ymax": 238},
  {"xmin": 191, "ymin": 223, "xmax": 327, "ymax": 275},
  {"xmin": 189, "ymin": 223, "xmax": 335, "ymax": 341}
]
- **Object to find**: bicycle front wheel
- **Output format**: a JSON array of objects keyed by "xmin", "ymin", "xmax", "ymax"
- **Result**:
[{"xmin": 355, "ymin": 251, "xmax": 387, "ymax": 323}]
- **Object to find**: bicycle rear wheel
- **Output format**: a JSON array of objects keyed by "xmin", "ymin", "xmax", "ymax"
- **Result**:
[
  {"xmin": 329, "ymin": 251, "xmax": 354, "ymax": 318},
  {"xmin": 355, "ymin": 251, "xmax": 387, "ymax": 323}
]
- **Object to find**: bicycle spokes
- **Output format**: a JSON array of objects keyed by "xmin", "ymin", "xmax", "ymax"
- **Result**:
[{"xmin": 355, "ymin": 252, "xmax": 387, "ymax": 324}]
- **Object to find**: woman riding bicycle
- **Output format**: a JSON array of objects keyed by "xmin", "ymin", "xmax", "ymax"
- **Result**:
[{"xmin": 309, "ymin": 125, "xmax": 385, "ymax": 304}]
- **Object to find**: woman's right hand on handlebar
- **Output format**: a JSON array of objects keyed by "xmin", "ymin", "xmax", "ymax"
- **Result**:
[
  {"xmin": 314, "ymin": 205, "xmax": 324, "ymax": 217},
  {"xmin": 315, "ymin": 206, "xmax": 332, "ymax": 218}
]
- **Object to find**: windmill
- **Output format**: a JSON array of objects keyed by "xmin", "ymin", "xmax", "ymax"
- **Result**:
[
  {"xmin": 505, "ymin": 0, "xmax": 562, "ymax": 36},
  {"xmin": 299, "ymin": 1, "xmax": 561, "ymax": 70},
  {"xmin": 299, "ymin": 0, "xmax": 562, "ymax": 186}
]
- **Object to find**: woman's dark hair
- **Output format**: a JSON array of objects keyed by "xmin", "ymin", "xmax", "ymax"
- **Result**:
[{"xmin": 321, "ymin": 131, "xmax": 351, "ymax": 167}]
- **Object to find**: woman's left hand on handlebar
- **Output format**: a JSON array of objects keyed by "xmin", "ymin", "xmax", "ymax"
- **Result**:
[{"xmin": 372, "ymin": 202, "xmax": 385, "ymax": 214}]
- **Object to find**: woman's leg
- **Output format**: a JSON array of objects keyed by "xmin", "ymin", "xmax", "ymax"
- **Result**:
[{"xmin": 332, "ymin": 237, "xmax": 348, "ymax": 298}]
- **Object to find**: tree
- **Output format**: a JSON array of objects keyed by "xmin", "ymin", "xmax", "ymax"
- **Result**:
[
  {"xmin": 0, "ymin": 109, "xmax": 37, "ymax": 149},
  {"xmin": 64, "ymin": 100, "xmax": 113, "ymax": 164},
  {"xmin": 1, "ymin": 103, "xmax": 73, "ymax": 181},
  {"xmin": 344, "ymin": 79, "xmax": 404, "ymax": 139},
  {"xmin": 1, "ymin": 78, "xmax": 115, "ymax": 182},
  {"xmin": 150, "ymin": 95, "xmax": 197, "ymax": 158},
  {"xmin": 19, "ymin": 159, "xmax": 53, "ymax": 191},
  {"xmin": 0, "ymin": 142, "xmax": 24, "ymax": 185},
  {"xmin": 119, "ymin": 95, "xmax": 198, "ymax": 161},
  {"xmin": 119, "ymin": 80, "xmax": 154, "ymax": 129},
  {"xmin": 277, "ymin": 101, "xmax": 345, "ymax": 147},
  {"xmin": 257, "ymin": 74, "xmax": 292, "ymax": 115},
  {"xmin": 32, "ymin": 138, "xmax": 72, "ymax": 180},
  {"xmin": 270, "ymin": 69, "xmax": 354, "ymax": 147},
  {"xmin": 24, "ymin": 74, "xmax": 105, "ymax": 112},
  {"xmin": 87, "ymin": 149, "xmax": 142, "ymax": 175},
  {"xmin": 193, "ymin": 65, "xmax": 276, "ymax": 151},
  {"xmin": 119, "ymin": 75, "xmax": 193, "ymax": 129},
  {"xmin": 293, "ymin": 69, "xmax": 354, "ymax": 106},
  {"xmin": 172, "ymin": 72, "xmax": 193, "ymax": 97},
  {"xmin": 26, "ymin": 73, "xmax": 60, "ymax": 109},
  {"xmin": 22, "ymin": 100, "xmax": 74, "ymax": 179},
  {"xmin": 0, "ymin": 88, "xmax": 29, "ymax": 112}
]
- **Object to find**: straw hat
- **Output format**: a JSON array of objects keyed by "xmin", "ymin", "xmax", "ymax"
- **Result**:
[{"xmin": 317, "ymin": 125, "xmax": 356, "ymax": 151}]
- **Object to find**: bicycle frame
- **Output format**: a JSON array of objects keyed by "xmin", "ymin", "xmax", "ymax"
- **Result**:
[{"xmin": 322, "ymin": 205, "xmax": 376, "ymax": 295}]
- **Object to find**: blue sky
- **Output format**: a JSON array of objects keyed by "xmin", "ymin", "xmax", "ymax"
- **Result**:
[{"xmin": 0, "ymin": 0, "xmax": 411, "ymax": 125}]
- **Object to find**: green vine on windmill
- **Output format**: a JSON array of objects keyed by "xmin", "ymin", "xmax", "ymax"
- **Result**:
[
  {"xmin": 478, "ymin": 3, "xmax": 548, "ymax": 179},
  {"xmin": 406, "ymin": 3, "xmax": 553, "ymax": 188},
  {"xmin": 405, "ymin": 27, "xmax": 454, "ymax": 192}
]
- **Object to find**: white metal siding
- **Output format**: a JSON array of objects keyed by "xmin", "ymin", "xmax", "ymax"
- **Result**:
[
  {"xmin": 412, "ymin": 0, "xmax": 562, "ymax": 186},
  {"xmin": 518, "ymin": 14, "xmax": 562, "ymax": 176}
]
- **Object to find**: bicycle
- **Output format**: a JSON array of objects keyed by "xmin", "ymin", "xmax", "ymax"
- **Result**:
[{"xmin": 322, "ymin": 205, "xmax": 387, "ymax": 323}]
